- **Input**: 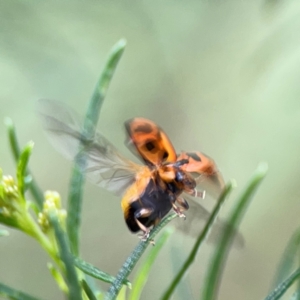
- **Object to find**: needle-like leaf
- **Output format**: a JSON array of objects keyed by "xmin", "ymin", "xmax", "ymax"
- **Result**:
[
  {"xmin": 264, "ymin": 267, "xmax": 300, "ymax": 300},
  {"xmin": 105, "ymin": 213, "xmax": 178, "ymax": 300},
  {"xmin": 49, "ymin": 212, "xmax": 82, "ymax": 300},
  {"xmin": 67, "ymin": 39, "xmax": 126, "ymax": 256},
  {"xmin": 5, "ymin": 118, "xmax": 44, "ymax": 209},
  {"xmin": 129, "ymin": 228, "xmax": 174, "ymax": 300},
  {"xmin": 201, "ymin": 163, "xmax": 268, "ymax": 300},
  {"xmin": 0, "ymin": 282, "xmax": 41, "ymax": 300},
  {"xmin": 161, "ymin": 181, "xmax": 234, "ymax": 300},
  {"xmin": 74, "ymin": 257, "xmax": 130, "ymax": 287},
  {"xmin": 17, "ymin": 142, "xmax": 34, "ymax": 199}
]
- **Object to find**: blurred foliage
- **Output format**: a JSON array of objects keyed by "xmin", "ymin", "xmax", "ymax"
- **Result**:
[{"xmin": 1, "ymin": 1, "xmax": 300, "ymax": 299}]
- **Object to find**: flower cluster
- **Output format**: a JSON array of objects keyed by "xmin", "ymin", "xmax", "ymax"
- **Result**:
[
  {"xmin": 38, "ymin": 191, "xmax": 67, "ymax": 232},
  {"xmin": 0, "ymin": 171, "xmax": 26, "ymax": 230}
]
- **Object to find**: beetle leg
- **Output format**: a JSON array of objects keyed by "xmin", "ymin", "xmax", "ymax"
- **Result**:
[
  {"xmin": 176, "ymin": 197, "xmax": 189, "ymax": 211},
  {"xmin": 136, "ymin": 220, "xmax": 150, "ymax": 241},
  {"xmin": 135, "ymin": 208, "xmax": 152, "ymax": 241},
  {"xmin": 172, "ymin": 201, "xmax": 186, "ymax": 219},
  {"xmin": 187, "ymin": 188, "xmax": 206, "ymax": 199}
]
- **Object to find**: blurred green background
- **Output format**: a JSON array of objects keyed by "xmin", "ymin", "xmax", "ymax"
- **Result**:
[{"xmin": 1, "ymin": 1, "xmax": 300, "ymax": 299}]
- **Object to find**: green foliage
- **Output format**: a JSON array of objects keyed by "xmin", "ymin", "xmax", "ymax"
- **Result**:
[
  {"xmin": 201, "ymin": 164, "xmax": 268, "ymax": 300},
  {"xmin": 1, "ymin": 39, "xmax": 297, "ymax": 300},
  {"xmin": 162, "ymin": 181, "xmax": 235, "ymax": 300},
  {"xmin": 74, "ymin": 257, "xmax": 130, "ymax": 287},
  {"xmin": 129, "ymin": 228, "xmax": 174, "ymax": 300},
  {"xmin": 0, "ymin": 282, "xmax": 41, "ymax": 300},
  {"xmin": 5, "ymin": 118, "xmax": 44, "ymax": 209},
  {"xmin": 67, "ymin": 39, "xmax": 127, "ymax": 256}
]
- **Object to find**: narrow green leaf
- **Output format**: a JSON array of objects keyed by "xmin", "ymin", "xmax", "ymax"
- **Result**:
[
  {"xmin": 264, "ymin": 267, "xmax": 300, "ymax": 300},
  {"xmin": 5, "ymin": 118, "xmax": 21, "ymax": 162},
  {"xmin": 81, "ymin": 280, "xmax": 97, "ymax": 300},
  {"xmin": 129, "ymin": 228, "xmax": 174, "ymax": 300},
  {"xmin": 201, "ymin": 163, "xmax": 268, "ymax": 300},
  {"xmin": 272, "ymin": 228, "xmax": 300, "ymax": 288},
  {"xmin": 67, "ymin": 39, "xmax": 126, "ymax": 256},
  {"xmin": 49, "ymin": 212, "xmax": 82, "ymax": 300},
  {"xmin": 47, "ymin": 263, "xmax": 68, "ymax": 293},
  {"xmin": 105, "ymin": 213, "xmax": 178, "ymax": 300},
  {"xmin": 170, "ymin": 245, "xmax": 193, "ymax": 300},
  {"xmin": 116, "ymin": 286, "xmax": 127, "ymax": 300},
  {"xmin": 17, "ymin": 142, "xmax": 34, "ymax": 198},
  {"xmin": 5, "ymin": 118, "xmax": 44, "ymax": 209},
  {"xmin": 84, "ymin": 38, "xmax": 127, "ymax": 135},
  {"xmin": 161, "ymin": 181, "xmax": 234, "ymax": 300},
  {"xmin": 0, "ymin": 282, "xmax": 41, "ymax": 300},
  {"xmin": 74, "ymin": 257, "xmax": 130, "ymax": 287}
]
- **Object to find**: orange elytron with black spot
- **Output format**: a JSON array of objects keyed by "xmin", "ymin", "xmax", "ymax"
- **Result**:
[{"xmin": 38, "ymin": 100, "xmax": 225, "ymax": 240}]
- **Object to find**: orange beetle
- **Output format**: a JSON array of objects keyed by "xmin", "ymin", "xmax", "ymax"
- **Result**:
[{"xmin": 38, "ymin": 100, "xmax": 225, "ymax": 240}]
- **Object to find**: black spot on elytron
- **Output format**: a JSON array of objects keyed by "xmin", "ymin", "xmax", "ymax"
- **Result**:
[
  {"xmin": 187, "ymin": 152, "xmax": 201, "ymax": 161},
  {"xmin": 134, "ymin": 123, "xmax": 153, "ymax": 133},
  {"xmin": 162, "ymin": 151, "xmax": 169, "ymax": 159},
  {"xmin": 145, "ymin": 142, "xmax": 155, "ymax": 151}
]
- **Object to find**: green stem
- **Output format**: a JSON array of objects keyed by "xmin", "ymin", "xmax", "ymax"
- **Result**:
[
  {"xmin": 161, "ymin": 182, "xmax": 234, "ymax": 300},
  {"xmin": 130, "ymin": 228, "xmax": 173, "ymax": 300},
  {"xmin": 67, "ymin": 39, "xmax": 126, "ymax": 256},
  {"xmin": 201, "ymin": 163, "xmax": 268, "ymax": 300},
  {"xmin": 5, "ymin": 118, "xmax": 44, "ymax": 209},
  {"xmin": 24, "ymin": 214, "xmax": 59, "ymax": 265},
  {"xmin": 105, "ymin": 213, "xmax": 177, "ymax": 300},
  {"xmin": 264, "ymin": 267, "xmax": 300, "ymax": 300}
]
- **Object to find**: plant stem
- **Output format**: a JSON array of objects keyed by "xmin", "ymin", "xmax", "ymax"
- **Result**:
[
  {"xmin": 201, "ymin": 163, "xmax": 268, "ymax": 300},
  {"xmin": 67, "ymin": 39, "xmax": 126, "ymax": 256},
  {"xmin": 264, "ymin": 267, "xmax": 300, "ymax": 300},
  {"xmin": 105, "ymin": 213, "xmax": 177, "ymax": 300},
  {"xmin": 161, "ymin": 182, "xmax": 234, "ymax": 300}
]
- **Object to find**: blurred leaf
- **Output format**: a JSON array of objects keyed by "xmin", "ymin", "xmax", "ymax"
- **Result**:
[
  {"xmin": 67, "ymin": 39, "xmax": 126, "ymax": 256},
  {"xmin": 17, "ymin": 141, "xmax": 34, "ymax": 198},
  {"xmin": 5, "ymin": 118, "xmax": 44, "ymax": 209},
  {"xmin": 47, "ymin": 263, "xmax": 68, "ymax": 293},
  {"xmin": 201, "ymin": 163, "xmax": 268, "ymax": 300},
  {"xmin": 0, "ymin": 282, "xmax": 41, "ymax": 300},
  {"xmin": 161, "ymin": 181, "xmax": 234, "ymax": 300},
  {"xmin": 264, "ymin": 267, "xmax": 300, "ymax": 300},
  {"xmin": 272, "ymin": 228, "xmax": 300, "ymax": 288},
  {"xmin": 116, "ymin": 286, "xmax": 127, "ymax": 300},
  {"xmin": 74, "ymin": 257, "xmax": 130, "ymax": 287},
  {"xmin": 170, "ymin": 245, "xmax": 193, "ymax": 300},
  {"xmin": 105, "ymin": 213, "xmax": 178, "ymax": 300},
  {"xmin": 0, "ymin": 229, "xmax": 9, "ymax": 237},
  {"xmin": 129, "ymin": 228, "xmax": 173, "ymax": 300},
  {"xmin": 49, "ymin": 212, "xmax": 82, "ymax": 300},
  {"xmin": 81, "ymin": 280, "xmax": 97, "ymax": 300},
  {"xmin": 0, "ymin": 214, "xmax": 19, "ymax": 229}
]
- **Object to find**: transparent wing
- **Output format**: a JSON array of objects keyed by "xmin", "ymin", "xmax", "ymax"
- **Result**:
[
  {"xmin": 173, "ymin": 194, "xmax": 244, "ymax": 247},
  {"xmin": 194, "ymin": 170, "xmax": 225, "ymax": 198},
  {"xmin": 37, "ymin": 99, "xmax": 142, "ymax": 196}
]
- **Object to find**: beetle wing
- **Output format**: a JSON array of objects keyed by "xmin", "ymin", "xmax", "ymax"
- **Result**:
[
  {"xmin": 174, "ymin": 194, "xmax": 244, "ymax": 247},
  {"xmin": 174, "ymin": 152, "xmax": 243, "ymax": 246},
  {"xmin": 125, "ymin": 118, "xmax": 177, "ymax": 166},
  {"xmin": 178, "ymin": 151, "xmax": 225, "ymax": 198},
  {"xmin": 37, "ymin": 99, "xmax": 142, "ymax": 196}
]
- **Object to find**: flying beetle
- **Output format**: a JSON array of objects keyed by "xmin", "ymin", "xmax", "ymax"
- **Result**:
[{"xmin": 38, "ymin": 99, "xmax": 229, "ymax": 241}]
